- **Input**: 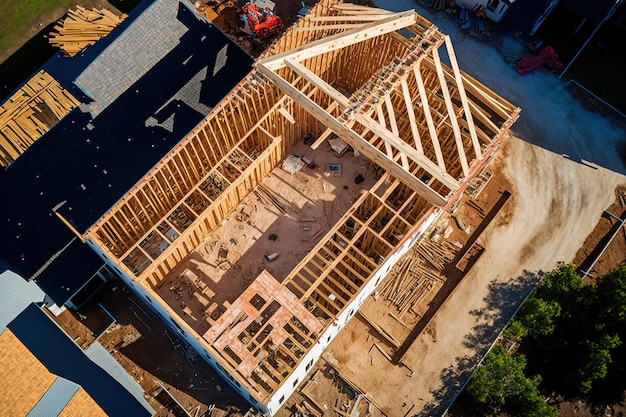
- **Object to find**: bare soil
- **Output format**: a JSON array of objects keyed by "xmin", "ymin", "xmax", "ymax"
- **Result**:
[
  {"xmin": 49, "ymin": 280, "xmax": 253, "ymax": 417},
  {"xmin": 307, "ymin": 134, "xmax": 626, "ymax": 417}
]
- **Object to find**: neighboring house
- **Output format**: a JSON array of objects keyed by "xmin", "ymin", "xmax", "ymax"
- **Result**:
[
  {"xmin": 0, "ymin": 0, "xmax": 252, "ymax": 309},
  {"xmin": 457, "ymin": 0, "xmax": 516, "ymax": 22},
  {"xmin": 0, "ymin": 270, "xmax": 154, "ymax": 416}
]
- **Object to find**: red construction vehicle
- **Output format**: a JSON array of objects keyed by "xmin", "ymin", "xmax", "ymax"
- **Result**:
[{"xmin": 241, "ymin": 2, "xmax": 284, "ymax": 39}]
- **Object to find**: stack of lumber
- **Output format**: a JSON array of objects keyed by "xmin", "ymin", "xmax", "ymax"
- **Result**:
[
  {"xmin": 0, "ymin": 71, "xmax": 80, "ymax": 167},
  {"xmin": 378, "ymin": 258, "xmax": 436, "ymax": 317},
  {"xmin": 49, "ymin": 6, "xmax": 127, "ymax": 57},
  {"xmin": 378, "ymin": 239, "xmax": 458, "ymax": 317},
  {"xmin": 414, "ymin": 240, "xmax": 457, "ymax": 271}
]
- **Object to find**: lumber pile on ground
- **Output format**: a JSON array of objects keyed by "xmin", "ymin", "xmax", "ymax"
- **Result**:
[
  {"xmin": 49, "ymin": 6, "xmax": 127, "ymax": 57},
  {"xmin": 378, "ymin": 239, "xmax": 458, "ymax": 318},
  {"xmin": 0, "ymin": 71, "xmax": 80, "ymax": 167}
]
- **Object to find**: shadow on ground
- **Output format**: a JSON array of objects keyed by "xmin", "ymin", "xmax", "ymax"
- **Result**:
[{"xmin": 413, "ymin": 270, "xmax": 540, "ymax": 417}]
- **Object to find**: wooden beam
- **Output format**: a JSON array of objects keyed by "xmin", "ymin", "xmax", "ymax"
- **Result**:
[
  {"xmin": 294, "ymin": 24, "xmax": 362, "ymax": 31},
  {"xmin": 278, "ymin": 106, "xmax": 295, "ymax": 124},
  {"xmin": 307, "ymin": 15, "xmax": 396, "ymax": 22},
  {"xmin": 354, "ymin": 113, "xmax": 459, "ymax": 190},
  {"xmin": 400, "ymin": 78, "xmax": 423, "ymax": 154},
  {"xmin": 413, "ymin": 64, "xmax": 446, "ymax": 171},
  {"xmin": 383, "ymin": 95, "xmax": 409, "ymax": 170},
  {"xmin": 283, "ymin": 59, "xmax": 350, "ymax": 107},
  {"xmin": 258, "ymin": 11, "xmax": 417, "ymax": 71},
  {"xmin": 432, "ymin": 48, "xmax": 469, "ymax": 177},
  {"xmin": 257, "ymin": 64, "xmax": 447, "ymax": 207},
  {"xmin": 444, "ymin": 35, "xmax": 482, "ymax": 160},
  {"xmin": 376, "ymin": 104, "xmax": 394, "ymax": 158}
]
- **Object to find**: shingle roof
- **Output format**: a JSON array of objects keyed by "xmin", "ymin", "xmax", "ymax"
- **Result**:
[
  {"xmin": 75, "ymin": 0, "xmax": 189, "ymax": 116},
  {"xmin": 8, "ymin": 304, "xmax": 153, "ymax": 416},
  {"xmin": 0, "ymin": 0, "xmax": 253, "ymax": 305}
]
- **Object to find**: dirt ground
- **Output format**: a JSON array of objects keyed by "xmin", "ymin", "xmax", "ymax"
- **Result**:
[
  {"xmin": 49, "ymin": 281, "xmax": 254, "ymax": 417},
  {"xmin": 297, "ymin": 133, "xmax": 626, "ymax": 417}
]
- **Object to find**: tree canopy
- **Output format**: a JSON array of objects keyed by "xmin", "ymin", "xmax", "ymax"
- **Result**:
[{"xmin": 467, "ymin": 265, "xmax": 626, "ymax": 414}]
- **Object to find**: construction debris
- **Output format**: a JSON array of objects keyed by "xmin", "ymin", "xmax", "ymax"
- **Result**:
[
  {"xmin": 378, "ymin": 239, "xmax": 458, "ymax": 318},
  {"xmin": 0, "ymin": 71, "xmax": 80, "ymax": 167},
  {"xmin": 254, "ymin": 184, "xmax": 290, "ymax": 213},
  {"xmin": 49, "ymin": 6, "xmax": 127, "ymax": 57}
]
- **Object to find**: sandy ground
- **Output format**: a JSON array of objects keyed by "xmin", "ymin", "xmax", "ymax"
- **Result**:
[{"xmin": 321, "ymin": 133, "xmax": 626, "ymax": 416}]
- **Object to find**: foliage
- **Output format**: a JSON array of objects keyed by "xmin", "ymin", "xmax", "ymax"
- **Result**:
[
  {"xmin": 511, "ymin": 265, "xmax": 626, "ymax": 398},
  {"xmin": 468, "ymin": 345, "xmax": 557, "ymax": 417},
  {"xmin": 468, "ymin": 265, "xmax": 626, "ymax": 415},
  {"xmin": 516, "ymin": 296, "xmax": 561, "ymax": 337}
]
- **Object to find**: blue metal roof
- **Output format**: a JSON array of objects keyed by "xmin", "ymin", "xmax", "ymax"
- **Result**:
[
  {"xmin": 86, "ymin": 342, "xmax": 156, "ymax": 414},
  {"xmin": 26, "ymin": 377, "xmax": 80, "ymax": 417},
  {"xmin": 0, "ymin": 270, "xmax": 45, "ymax": 332}
]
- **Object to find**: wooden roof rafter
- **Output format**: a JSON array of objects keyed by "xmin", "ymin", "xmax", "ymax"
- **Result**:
[
  {"xmin": 257, "ymin": 4, "xmax": 520, "ymax": 208},
  {"xmin": 257, "ymin": 62, "xmax": 448, "ymax": 207},
  {"xmin": 258, "ymin": 11, "xmax": 418, "ymax": 71}
]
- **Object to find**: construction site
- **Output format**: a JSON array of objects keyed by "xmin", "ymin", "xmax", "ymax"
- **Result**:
[
  {"xmin": 3, "ymin": 0, "xmax": 626, "ymax": 414},
  {"xmin": 68, "ymin": 0, "xmax": 520, "ymax": 414}
]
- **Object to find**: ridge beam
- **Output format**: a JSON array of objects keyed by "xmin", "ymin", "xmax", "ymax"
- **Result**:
[
  {"xmin": 257, "ymin": 63, "xmax": 447, "ymax": 206},
  {"xmin": 258, "ymin": 11, "xmax": 417, "ymax": 71}
]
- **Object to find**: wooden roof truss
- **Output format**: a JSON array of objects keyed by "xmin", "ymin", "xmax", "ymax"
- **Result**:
[{"xmin": 257, "ymin": 3, "xmax": 515, "ymax": 207}]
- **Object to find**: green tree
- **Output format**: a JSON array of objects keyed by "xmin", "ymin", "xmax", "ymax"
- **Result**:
[
  {"xmin": 468, "ymin": 345, "xmax": 557, "ymax": 417},
  {"xmin": 517, "ymin": 296, "xmax": 561, "ymax": 336}
]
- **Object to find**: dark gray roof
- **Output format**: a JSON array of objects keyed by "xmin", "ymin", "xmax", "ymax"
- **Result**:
[
  {"xmin": 75, "ymin": 0, "xmax": 190, "ymax": 116},
  {"xmin": 0, "ymin": 0, "xmax": 253, "ymax": 305}
]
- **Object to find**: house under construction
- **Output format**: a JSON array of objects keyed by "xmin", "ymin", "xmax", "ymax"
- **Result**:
[{"xmin": 81, "ymin": 1, "xmax": 520, "ymax": 413}]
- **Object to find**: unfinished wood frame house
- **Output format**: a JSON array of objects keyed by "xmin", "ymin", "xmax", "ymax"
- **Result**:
[{"xmin": 82, "ymin": 1, "xmax": 519, "ymax": 413}]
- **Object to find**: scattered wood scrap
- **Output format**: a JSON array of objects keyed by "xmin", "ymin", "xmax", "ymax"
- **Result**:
[
  {"xmin": 378, "ymin": 240, "xmax": 458, "ymax": 317},
  {"xmin": 0, "ymin": 71, "xmax": 80, "ymax": 167},
  {"xmin": 49, "ymin": 6, "xmax": 127, "ymax": 57},
  {"xmin": 414, "ymin": 240, "xmax": 457, "ymax": 271},
  {"xmin": 254, "ymin": 184, "xmax": 290, "ymax": 213}
]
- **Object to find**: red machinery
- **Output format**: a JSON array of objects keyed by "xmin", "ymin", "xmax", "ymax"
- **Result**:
[{"xmin": 242, "ymin": 2, "xmax": 284, "ymax": 39}]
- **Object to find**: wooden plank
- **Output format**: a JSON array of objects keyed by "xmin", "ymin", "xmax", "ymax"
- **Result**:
[
  {"xmin": 432, "ymin": 48, "xmax": 469, "ymax": 176},
  {"xmin": 283, "ymin": 59, "xmax": 349, "ymax": 107},
  {"xmin": 306, "ymin": 15, "xmax": 396, "ymax": 22},
  {"xmin": 383, "ymin": 95, "xmax": 409, "ymax": 170},
  {"xmin": 400, "ymin": 78, "xmax": 423, "ymax": 154},
  {"xmin": 258, "ymin": 11, "xmax": 417, "ymax": 71},
  {"xmin": 413, "ymin": 63, "xmax": 446, "ymax": 171},
  {"xmin": 293, "ymin": 24, "xmax": 362, "ymax": 31},
  {"xmin": 444, "ymin": 35, "xmax": 481, "ymax": 159}
]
